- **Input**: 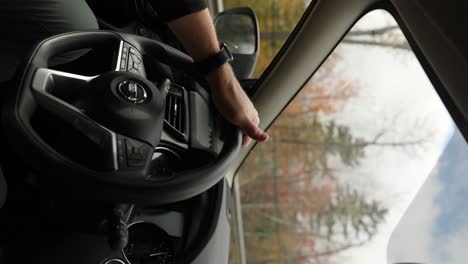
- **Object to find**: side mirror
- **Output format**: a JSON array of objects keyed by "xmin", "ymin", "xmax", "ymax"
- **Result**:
[{"xmin": 214, "ymin": 7, "xmax": 260, "ymax": 79}]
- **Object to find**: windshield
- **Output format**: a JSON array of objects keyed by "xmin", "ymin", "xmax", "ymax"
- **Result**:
[{"xmin": 231, "ymin": 9, "xmax": 467, "ymax": 263}]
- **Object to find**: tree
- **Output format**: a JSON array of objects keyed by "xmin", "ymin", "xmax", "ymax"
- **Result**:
[
  {"xmin": 239, "ymin": 116, "xmax": 390, "ymax": 263},
  {"xmin": 343, "ymin": 25, "xmax": 410, "ymax": 51}
]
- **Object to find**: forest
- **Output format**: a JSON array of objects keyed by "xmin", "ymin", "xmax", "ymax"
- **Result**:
[{"xmin": 223, "ymin": 1, "xmax": 416, "ymax": 263}]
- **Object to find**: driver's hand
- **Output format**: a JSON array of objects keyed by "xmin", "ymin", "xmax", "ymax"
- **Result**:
[{"xmin": 207, "ymin": 64, "xmax": 269, "ymax": 147}]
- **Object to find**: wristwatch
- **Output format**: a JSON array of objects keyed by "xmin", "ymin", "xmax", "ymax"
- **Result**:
[{"xmin": 196, "ymin": 42, "xmax": 234, "ymax": 76}]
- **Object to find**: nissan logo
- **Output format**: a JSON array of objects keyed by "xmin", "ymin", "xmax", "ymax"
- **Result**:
[{"xmin": 117, "ymin": 80, "xmax": 147, "ymax": 104}]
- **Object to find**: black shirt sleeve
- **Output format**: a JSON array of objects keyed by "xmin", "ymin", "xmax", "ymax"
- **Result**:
[{"xmin": 149, "ymin": 0, "xmax": 208, "ymax": 22}]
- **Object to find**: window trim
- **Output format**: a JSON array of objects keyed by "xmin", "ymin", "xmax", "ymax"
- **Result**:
[
  {"xmin": 229, "ymin": 176, "xmax": 247, "ymax": 263},
  {"xmin": 249, "ymin": 0, "xmax": 320, "ymax": 96}
]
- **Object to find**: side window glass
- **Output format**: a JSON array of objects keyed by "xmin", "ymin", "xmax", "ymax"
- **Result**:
[{"xmin": 234, "ymin": 10, "xmax": 464, "ymax": 263}]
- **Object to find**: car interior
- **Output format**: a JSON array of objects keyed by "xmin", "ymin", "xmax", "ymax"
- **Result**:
[{"xmin": 0, "ymin": 0, "xmax": 467, "ymax": 263}]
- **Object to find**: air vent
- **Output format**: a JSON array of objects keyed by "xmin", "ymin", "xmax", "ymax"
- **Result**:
[{"xmin": 164, "ymin": 85, "xmax": 187, "ymax": 139}]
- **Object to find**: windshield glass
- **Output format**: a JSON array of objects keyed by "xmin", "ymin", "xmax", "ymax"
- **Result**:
[{"xmin": 232, "ymin": 10, "xmax": 467, "ymax": 263}]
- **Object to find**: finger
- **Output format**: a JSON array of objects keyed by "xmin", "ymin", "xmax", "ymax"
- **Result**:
[
  {"xmin": 252, "ymin": 114, "xmax": 260, "ymax": 126},
  {"xmin": 243, "ymin": 120, "xmax": 269, "ymax": 142},
  {"xmin": 216, "ymin": 115, "xmax": 225, "ymax": 141},
  {"xmin": 242, "ymin": 133, "xmax": 251, "ymax": 147}
]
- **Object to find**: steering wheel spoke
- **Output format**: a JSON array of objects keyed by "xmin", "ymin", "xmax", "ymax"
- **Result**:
[
  {"xmin": 32, "ymin": 68, "xmax": 95, "ymax": 109},
  {"xmin": 31, "ymin": 68, "xmax": 158, "ymax": 173},
  {"xmin": 32, "ymin": 69, "xmax": 98, "ymax": 134},
  {"xmin": 31, "ymin": 68, "xmax": 119, "ymax": 168},
  {"xmin": 31, "ymin": 68, "xmax": 98, "ymax": 133}
]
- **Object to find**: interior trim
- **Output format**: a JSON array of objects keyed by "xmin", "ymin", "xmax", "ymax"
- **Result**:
[{"xmin": 115, "ymin": 41, "xmax": 124, "ymax": 71}]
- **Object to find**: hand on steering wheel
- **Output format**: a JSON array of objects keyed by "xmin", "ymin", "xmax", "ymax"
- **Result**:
[{"xmin": 207, "ymin": 64, "xmax": 269, "ymax": 147}]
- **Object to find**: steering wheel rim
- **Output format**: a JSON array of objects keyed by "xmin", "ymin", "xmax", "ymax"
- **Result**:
[{"xmin": 2, "ymin": 31, "xmax": 241, "ymax": 205}]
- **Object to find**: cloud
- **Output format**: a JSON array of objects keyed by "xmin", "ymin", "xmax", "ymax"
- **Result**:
[
  {"xmin": 386, "ymin": 164, "xmax": 442, "ymax": 263},
  {"xmin": 433, "ymin": 223, "xmax": 468, "ymax": 263},
  {"xmin": 387, "ymin": 129, "xmax": 468, "ymax": 264}
]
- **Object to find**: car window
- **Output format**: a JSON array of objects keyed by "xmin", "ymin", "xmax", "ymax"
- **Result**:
[
  {"xmin": 231, "ymin": 9, "xmax": 467, "ymax": 263},
  {"xmin": 222, "ymin": 0, "xmax": 312, "ymax": 77}
]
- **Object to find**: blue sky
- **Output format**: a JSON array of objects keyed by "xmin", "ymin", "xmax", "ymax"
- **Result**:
[{"xmin": 433, "ymin": 131, "xmax": 468, "ymax": 238}]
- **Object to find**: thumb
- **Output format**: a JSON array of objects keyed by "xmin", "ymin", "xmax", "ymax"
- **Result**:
[{"xmin": 242, "ymin": 120, "xmax": 269, "ymax": 142}]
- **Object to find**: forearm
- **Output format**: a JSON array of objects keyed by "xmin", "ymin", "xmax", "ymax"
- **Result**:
[
  {"xmin": 168, "ymin": 9, "xmax": 221, "ymax": 62},
  {"xmin": 165, "ymin": 6, "xmax": 269, "ymax": 145},
  {"xmin": 168, "ymin": 9, "xmax": 236, "ymax": 92}
]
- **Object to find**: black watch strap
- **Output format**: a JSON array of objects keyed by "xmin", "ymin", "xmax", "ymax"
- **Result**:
[{"xmin": 196, "ymin": 43, "xmax": 234, "ymax": 76}]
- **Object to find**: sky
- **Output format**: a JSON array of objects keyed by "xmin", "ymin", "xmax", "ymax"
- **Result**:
[
  {"xmin": 388, "ymin": 129, "xmax": 468, "ymax": 264},
  {"xmin": 313, "ymin": 10, "xmax": 464, "ymax": 264}
]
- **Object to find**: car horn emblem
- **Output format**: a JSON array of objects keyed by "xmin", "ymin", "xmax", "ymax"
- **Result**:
[{"xmin": 118, "ymin": 80, "xmax": 147, "ymax": 104}]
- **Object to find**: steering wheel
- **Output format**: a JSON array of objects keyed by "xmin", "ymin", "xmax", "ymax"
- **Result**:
[{"xmin": 1, "ymin": 31, "xmax": 241, "ymax": 205}]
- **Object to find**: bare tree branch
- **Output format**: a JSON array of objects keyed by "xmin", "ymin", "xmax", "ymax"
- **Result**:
[
  {"xmin": 347, "ymin": 25, "xmax": 400, "ymax": 36},
  {"xmin": 276, "ymin": 138, "xmax": 426, "ymax": 148},
  {"xmin": 260, "ymin": 26, "xmax": 400, "ymax": 40},
  {"xmin": 342, "ymin": 38, "xmax": 411, "ymax": 51}
]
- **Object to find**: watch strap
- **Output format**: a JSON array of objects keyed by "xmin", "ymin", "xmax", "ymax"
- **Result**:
[{"xmin": 196, "ymin": 43, "xmax": 234, "ymax": 76}]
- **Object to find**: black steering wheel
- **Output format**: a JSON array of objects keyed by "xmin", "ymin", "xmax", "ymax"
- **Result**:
[{"xmin": 1, "ymin": 31, "xmax": 241, "ymax": 205}]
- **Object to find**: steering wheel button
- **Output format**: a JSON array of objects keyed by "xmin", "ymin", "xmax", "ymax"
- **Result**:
[
  {"xmin": 120, "ymin": 59, "xmax": 126, "ymax": 70},
  {"xmin": 117, "ymin": 138, "xmax": 124, "ymax": 150},
  {"xmin": 124, "ymin": 138, "xmax": 152, "ymax": 168},
  {"xmin": 129, "ymin": 68, "xmax": 140, "ymax": 75},
  {"xmin": 133, "ymin": 55, "xmax": 141, "ymax": 65},
  {"xmin": 127, "ymin": 159, "xmax": 145, "ymax": 167},
  {"xmin": 115, "ymin": 137, "xmax": 124, "ymax": 168}
]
